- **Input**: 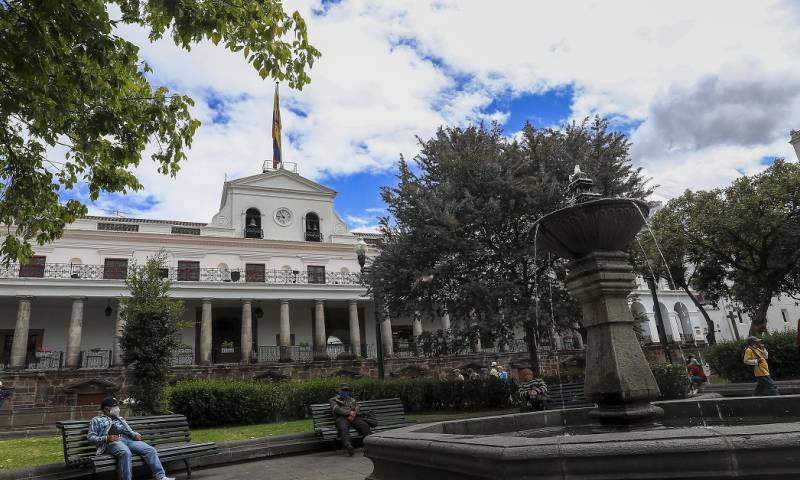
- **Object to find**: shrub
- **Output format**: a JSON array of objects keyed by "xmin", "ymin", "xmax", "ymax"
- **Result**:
[
  {"xmin": 650, "ymin": 362, "xmax": 688, "ymax": 400},
  {"xmin": 169, "ymin": 376, "xmax": 518, "ymax": 427},
  {"xmin": 706, "ymin": 331, "xmax": 800, "ymax": 382}
]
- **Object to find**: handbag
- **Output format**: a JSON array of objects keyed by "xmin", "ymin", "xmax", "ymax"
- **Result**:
[{"xmin": 360, "ymin": 411, "xmax": 379, "ymax": 428}]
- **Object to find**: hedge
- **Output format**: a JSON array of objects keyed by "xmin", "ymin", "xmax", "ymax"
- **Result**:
[
  {"xmin": 706, "ymin": 331, "xmax": 800, "ymax": 382},
  {"xmin": 169, "ymin": 376, "xmax": 517, "ymax": 427},
  {"xmin": 649, "ymin": 362, "xmax": 689, "ymax": 400}
]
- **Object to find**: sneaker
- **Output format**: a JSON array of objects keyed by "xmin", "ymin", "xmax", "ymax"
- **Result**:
[
  {"xmin": 162, "ymin": 477, "xmax": 176, "ymax": 480},
  {"xmin": 345, "ymin": 444, "xmax": 355, "ymax": 456}
]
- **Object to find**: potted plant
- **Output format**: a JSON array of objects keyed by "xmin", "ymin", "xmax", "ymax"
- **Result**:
[{"xmin": 220, "ymin": 341, "xmax": 235, "ymax": 354}]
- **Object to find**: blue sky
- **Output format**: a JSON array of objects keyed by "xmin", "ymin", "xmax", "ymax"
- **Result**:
[{"xmin": 69, "ymin": 1, "xmax": 800, "ymax": 230}]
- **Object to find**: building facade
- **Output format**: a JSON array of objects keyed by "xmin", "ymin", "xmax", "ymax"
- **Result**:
[{"xmin": 0, "ymin": 166, "xmax": 400, "ymax": 370}]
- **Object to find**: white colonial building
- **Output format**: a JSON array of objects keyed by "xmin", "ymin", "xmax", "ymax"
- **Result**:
[{"xmin": 0, "ymin": 164, "xmax": 453, "ymax": 370}]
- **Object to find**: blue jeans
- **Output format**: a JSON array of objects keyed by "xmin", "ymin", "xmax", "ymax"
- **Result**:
[
  {"xmin": 689, "ymin": 376, "xmax": 706, "ymax": 387},
  {"xmin": 754, "ymin": 376, "xmax": 780, "ymax": 396},
  {"xmin": 106, "ymin": 436, "xmax": 166, "ymax": 480}
]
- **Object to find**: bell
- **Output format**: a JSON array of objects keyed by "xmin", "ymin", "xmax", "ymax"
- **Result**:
[{"xmin": 248, "ymin": 217, "xmax": 257, "ymax": 227}]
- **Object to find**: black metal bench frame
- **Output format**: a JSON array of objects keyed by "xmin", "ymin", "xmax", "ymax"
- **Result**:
[
  {"xmin": 56, "ymin": 414, "xmax": 217, "ymax": 479},
  {"xmin": 310, "ymin": 397, "xmax": 414, "ymax": 443},
  {"xmin": 546, "ymin": 382, "xmax": 595, "ymax": 409}
]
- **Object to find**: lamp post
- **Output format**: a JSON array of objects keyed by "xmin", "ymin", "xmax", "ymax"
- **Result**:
[{"xmin": 355, "ymin": 238, "xmax": 385, "ymax": 380}]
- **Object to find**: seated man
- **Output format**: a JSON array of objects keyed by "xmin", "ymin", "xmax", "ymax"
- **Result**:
[
  {"xmin": 686, "ymin": 355, "xmax": 707, "ymax": 394},
  {"xmin": 329, "ymin": 383, "xmax": 371, "ymax": 456},
  {"xmin": 87, "ymin": 397, "xmax": 175, "ymax": 480},
  {"xmin": 518, "ymin": 368, "xmax": 549, "ymax": 412}
]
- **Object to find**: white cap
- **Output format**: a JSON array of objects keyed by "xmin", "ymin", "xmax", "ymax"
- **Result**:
[{"xmin": 490, "ymin": 361, "xmax": 498, "ymax": 367}]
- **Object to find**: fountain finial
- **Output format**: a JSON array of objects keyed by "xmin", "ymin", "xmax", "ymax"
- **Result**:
[{"xmin": 567, "ymin": 164, "xmax": 601, "ymax": 205}]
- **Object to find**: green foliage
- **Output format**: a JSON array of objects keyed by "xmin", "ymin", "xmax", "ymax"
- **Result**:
[
  {"xmin": 649, "ymin": 362, "xmax": 689, "ymax": 400},
  {"xmin": 706, "ymin": 331, "xmax": 800, "ymax": 382},
  {"xmin": 0, "ymin": 1, "xmax": 319, "ymax": 264},
  {"xmin": 647, "ymin": 160, "xmax": 800, "ymax": 335},
  {"xmin": 120, "ymin": 252, "xmax": 186, "ymax": 415},
  {"xmin": 369, "ymin": 117, "xmax": 652, "ymax": 373},
  {"xmin": 168, "ymin": 376, "xmax": 517, "ymax": 428}
]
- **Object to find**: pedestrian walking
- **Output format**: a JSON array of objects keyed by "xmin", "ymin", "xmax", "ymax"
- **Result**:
[{"xmin": 743, "ymin": 336, "xmax": 780, "ymax": 396}]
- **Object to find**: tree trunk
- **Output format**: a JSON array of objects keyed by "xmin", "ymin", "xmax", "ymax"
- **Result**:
[
  {"xmin": 523, "ymin": 321, "xmax": 540, "ymax": 376},
  {"xmin": 748, "ymin": 297, "xmax": 771, "ymax": 336},
  {"xmin": 681, "ymin": 284, "xmax": 716, "ymax": 345}
]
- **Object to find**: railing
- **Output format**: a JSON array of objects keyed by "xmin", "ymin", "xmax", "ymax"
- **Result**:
[
  {"xmin": 262, "ymin": 160, "xmax": 298, "ymax": 173},
  {"xmin": 0, "ymin": 263, "xmax": 362, "ymax": 285},
  {"xmin": 244, "ymin": 225, "xmax": 263, "ymax": 239},
  {"xmin": 255, "ymin": 344, "xmax": 377, "ymax": 362},
  {"xmin": 80, "ymin": 350, "xmax": 112, "ymax": 369},
  {"xmin": 305, "ymin": 231, "xmax": 323, "ymax": 242},
  {"xmin": 172, "ymin": 347, "xmax": 195, "ymax": 366},
  {"xmin": 27, "ymin": 351, "xmax": 64, "ymax": 370}
]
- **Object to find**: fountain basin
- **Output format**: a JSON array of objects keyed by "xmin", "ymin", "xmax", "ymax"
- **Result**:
[
  {"xmin": 365, "ymin": 395, "xmax": 800, "ymax": 480},
  {"xmin": 536, "ymin": 198, "xmax": 649, "ymax": 259}
]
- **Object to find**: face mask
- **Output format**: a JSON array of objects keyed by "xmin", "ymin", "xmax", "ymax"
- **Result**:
[
  {"xmin": 109, "ymin": 406, "xmax": 121, "ymax": 417},
  {"xmin": 340, "ymin": 391, "xmax": 350, "ymax": 398}
]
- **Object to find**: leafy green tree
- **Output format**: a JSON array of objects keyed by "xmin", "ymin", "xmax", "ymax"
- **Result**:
[
  {"xmin": 0, "ymin": 1, "xmax": 319, "ymax": 263},
  {"xmin": 120, "ymin": 252, "xmax": 185, "ymax": 415},
  {"xmin": 631, "ymin": 205, "xmax": 718, "ymax": 345},
  {"xmin": 368, "ymin": 117, "xmax": 653, "ymax": 373},
  {"xmin": 653, "ymin": 160, "xmax": 800, "ymax": 335}
]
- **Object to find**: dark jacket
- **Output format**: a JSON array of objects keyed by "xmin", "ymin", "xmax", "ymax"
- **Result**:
[
  {"xmin": 519, "ymin": 378, "xmax": 549, "ymax": 411},
  {"xmin": 329, "ymin": 394, "xmax": 359, "ymax": 417}
]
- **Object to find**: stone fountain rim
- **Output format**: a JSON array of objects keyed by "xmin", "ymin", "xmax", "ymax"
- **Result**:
[{"xmin": 535, "ymin": 196, "xmax": 650, "ymax": 228}]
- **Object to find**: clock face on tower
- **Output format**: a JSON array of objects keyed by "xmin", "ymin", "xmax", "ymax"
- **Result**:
[{"xmin": 274, "ymin": 207, "xmax": 292, "ymax": 226}]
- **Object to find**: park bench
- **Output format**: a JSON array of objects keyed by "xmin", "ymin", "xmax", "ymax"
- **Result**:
[
  {"xmin": 547, "ymin": 382, "xmax": 595, "ymax": 409},
  {"xmin": 56, "ymin": 414, "xmax": 217, "ymax": 479},
  {"xmin": 311, "ymin": 397, "xmax": 415, "ymax": 442}
]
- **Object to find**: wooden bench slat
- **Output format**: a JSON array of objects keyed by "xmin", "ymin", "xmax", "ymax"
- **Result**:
[
  {"xmin": 57, "ymin": 414, "xmax": 217, "ymax": 474},
  {"xmin": 310, "ymin": 398, "xmax": 411, "ymax": 444}
]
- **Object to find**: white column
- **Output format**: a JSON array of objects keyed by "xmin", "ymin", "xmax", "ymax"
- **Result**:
[
  {"xmin": 314, "ymin": 300, "xmax": 328, "ymax": 359},
  {"xmin": 199, "ymin": 298, "xmax": 213, "ymax": 365},
  {"xmin": 65, "ymin": 297, "xmax": 86, "ymax": 368},
  {"xmin": 113, "ymin": 303, "xmax": 126, "ymax": 366},
  {"xmin": 551, "ymin": 325, "xmax": 564, "ymax": 351},
  {"xmin": 241, "ymin": 300, "xmax": 253, "ymax": 363},
  {"xmin": 348, "ymin": 300, "xmax": 361, "ymax": 358},
  {"xmin": 441, "ymin": 309, "xmax": 451, "ymax": 330},
  {"xmin": 381, "ymin": 314, "xmax": 394, "ymax": 357},
  {"xmin": 412, "ymin": 312, "xmax": 423, "ymax": 338},
  {"xmin": 10, "ymin": 296, "xmax": 33, "ymax": 369},
  {"xmin": 280, "ymin": 299, "xmax": 291, "ymax": 361},
  {"xmin": 573, "ymin": 324, "xmax": 585, "ymax": 349}
]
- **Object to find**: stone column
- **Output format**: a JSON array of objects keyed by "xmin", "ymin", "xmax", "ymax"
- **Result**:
[
  {"xmin": 381, "ymin": 313, "xmax": 394, "ymax": 357},
  {"xmin": 573, "ymin": 323, "xmax": 585, "ymax": 349},
  {"xmin": 9, "ymin": 296, "xmax": 33, "ymax": 369},
  {"xmin": 199, "ymin": 298, "xmax": 213, "ymax": 365},
  {"xmin": 348, "ymin": 300, "xmax": 361, "ymax": 358},
  {"xmin": 65, "ymin": 297, "xmax": 86, "ymax": 368},
  {"xmin": 113, "ymin": 304, "xmax": 126, "ymax": 366},
  {"xmin": 551, "ymin": 325, "xmax": 564, "ymax": 351},
  {"xmin": 440, "ymin": 309, "xmax": 451, "ymax": 330},
  {"xmin": 241, "ymin": 300, "xmax": 253, "ymax": 363},
  {"xmin": 314, "ymin": 300, "xmax": 328, "ymax": 360},
  {"xmin": 565, "ymin": 251, "xmax": 662, "ymax": 424},
  {"xmin": 412, "ymin": 312, "xmax": 423, "ymax": 338},
  {"xmin": 279, "ymin": 299, "xmax": 292, "ymax": 361}
]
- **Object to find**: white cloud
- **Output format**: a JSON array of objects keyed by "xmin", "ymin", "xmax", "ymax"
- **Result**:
[{"xmin": 96, "ymin": 0, "xmax": 800, "ymax": 224}]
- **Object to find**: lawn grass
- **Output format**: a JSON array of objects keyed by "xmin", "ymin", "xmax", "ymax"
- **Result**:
[{"xmin": 0, "ymin": 408, "xmax": 516, "ymax": 471}]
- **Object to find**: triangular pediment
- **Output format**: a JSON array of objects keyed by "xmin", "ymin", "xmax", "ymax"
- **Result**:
[
  {"xmin": 228, "ymin": 170, "xmax": 336, "ymax": 196},
  {"xmin": 62, "ymin": 378, "xmax": 119, "ymax": 394}
]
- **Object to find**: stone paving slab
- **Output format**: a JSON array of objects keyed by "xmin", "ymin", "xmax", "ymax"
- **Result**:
[{"xmin": 185, "ymin": 449, "xmax": 373, "ymax": 480}]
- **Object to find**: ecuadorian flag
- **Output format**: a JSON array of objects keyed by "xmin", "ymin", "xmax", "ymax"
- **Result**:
[{"xmin": 272, "ymin": 83, "xmax": 282, "ymax": 168}]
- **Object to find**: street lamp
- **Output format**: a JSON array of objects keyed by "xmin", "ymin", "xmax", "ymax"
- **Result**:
[{"xmin": 354, "ymin": 238, "xmax": 385, "ymax": 379}]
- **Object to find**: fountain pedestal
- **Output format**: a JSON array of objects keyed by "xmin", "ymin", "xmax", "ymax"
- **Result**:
[{"xmin": 566, "ymin": 251, "xmax": 662, "ymax": 425}]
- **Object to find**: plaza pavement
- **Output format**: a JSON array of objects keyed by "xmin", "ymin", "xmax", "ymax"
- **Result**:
[{"xmin": 185, "ymin": 449, "xmax": 373, "ymax": 480}]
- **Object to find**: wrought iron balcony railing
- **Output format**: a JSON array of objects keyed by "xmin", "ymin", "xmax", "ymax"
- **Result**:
[{"xmin": 0, "ymin": 263, "xmax": 362, "ymax": 285}]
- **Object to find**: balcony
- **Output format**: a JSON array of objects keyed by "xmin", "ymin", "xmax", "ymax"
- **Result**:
[
  {"xmin": 305, "ymin": 231, "xmax": 323, "ymax": 242},
  {"xmin": 0, "ymin": 263, "xmax": 362, "ymax": 285}
]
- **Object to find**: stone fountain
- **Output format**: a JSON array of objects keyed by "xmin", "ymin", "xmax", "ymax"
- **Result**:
[{"xmin": 364, "ymin": 166, "xmax": 800, "ymax": 479}]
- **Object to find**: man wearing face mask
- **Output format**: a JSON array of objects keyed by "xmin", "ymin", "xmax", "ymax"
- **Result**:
[
  {"xmin": 87, "ymin": 397, "xmax": 175, "ymax": 480},
  {"xmin": 329, "ymin": 383, "xmax": 371, "ymax": 456}
]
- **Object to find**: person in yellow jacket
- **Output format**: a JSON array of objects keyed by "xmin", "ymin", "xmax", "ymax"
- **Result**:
[{"xmin": 743, "ymin": 336, "xmax": 780, "ymax": 396}]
